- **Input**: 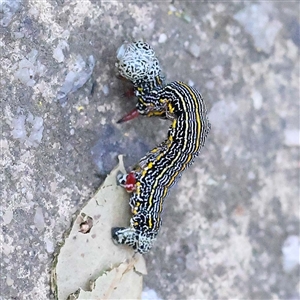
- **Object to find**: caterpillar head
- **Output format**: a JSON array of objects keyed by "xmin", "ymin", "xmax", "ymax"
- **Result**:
[
  {"xmin": 116, "ymin": 41, "xmax": 162, "ymax": 85},
  {"xmin": 117, "ymin": 89, "xmax": 166, "ymax": 123}
]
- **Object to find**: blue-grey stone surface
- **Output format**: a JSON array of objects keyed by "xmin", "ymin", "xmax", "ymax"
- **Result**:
[{"xmin": 1, "ymin": 1, "xmax": 299, "ymax": 299}]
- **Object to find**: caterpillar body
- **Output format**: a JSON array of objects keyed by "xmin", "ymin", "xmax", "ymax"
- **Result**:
[{"xmin": 112, "ymin": 42, "xmax": 211, "ymax": 254}]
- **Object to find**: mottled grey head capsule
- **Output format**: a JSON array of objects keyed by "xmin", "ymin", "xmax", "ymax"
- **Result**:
[{"xmin": 116, "ymin": 41, "xmax": 162, "ymax": 84}]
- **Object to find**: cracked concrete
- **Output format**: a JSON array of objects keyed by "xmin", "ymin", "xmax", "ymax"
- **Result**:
[{"xmin": 1, "ymin": 1, "xmax": 299, "ymax": 299}]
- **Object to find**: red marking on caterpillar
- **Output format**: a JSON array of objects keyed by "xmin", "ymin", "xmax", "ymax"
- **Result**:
[{"xmin": 125, "ymin": 172, "xmax": 136, "ymax": 192}]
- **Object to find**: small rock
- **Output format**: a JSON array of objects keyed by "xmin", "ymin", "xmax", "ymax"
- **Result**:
[
  {"xmin": 282, "ymin": 235, "xmax": 300, "ymax": 273},
  {"xmin": 10, "ymin": 112, "xmax": 44, "ymax": 147},
  {"xmin": 13, "ymin": 31, "xmax": 24, "ymax": 39},
  {"xmin": 187, "ymin": 79, "xmax": 194, "ymax": 87},
  {"xmin": 26, "ymin": 114, "xmax": 44, "ymax": 147},
  {"xmin": 168, "ymin": 5, "xmax": 176, "ymax": 12},
  {"xmin": 14, "ymin": 49, "xmax": 45, "ymax": 87},
  {"xmin": 34, "ymin": 207, "xmax": 45, "ymax": 231},
  {"xmin": 102, "ymin": 84, "xmax": 109, "ymax": 96},
  {"xmin": 158, "ymin": 33, "xmax": 167, "ymax": 43},
  {"xmin": 141, "ymin": 287, "xmax": 162, "ymax": 300},
  {"xmin": 11, "ymin": 115, "xmax": 26, "ymax": 140},
  {"xmin": 44, "ymin": 237, "xmax": 54, "ymax": 253},
  {"xmin": 206, "ymin": 178, "xmax": 218, "ymax": 186},
  {"xmin": 188, "ymin": 43, "xmax": 201, "ymax": 58},
  {"xmin": 251, "ymin": 90, "xmax": 263, "ymax": 110},
  {"xmin": 0, "ymin": 139, "xmax": 9, "ymax": 149},
  {"xmin": 53, "ymin": 40, "xmax": 69, "ymax": 63},
  {"xmin": 26, "ymin": 191, "xmax": 33, "ymax": 200},
  {"xmin": 53, "ymin": 47, "xmax": 64, "ymax": 63},
  {"xmin": 247, "ymin": 171, "xmax": 256, "ymax": 180},
  {"xmin": 6, "ymin": 275, "xmax": 14, "ymax": 286},
  {"xmin": 57, "ymin": 55, "xmax": 95, "ymax": 100},
  {"xmin": 2, "ymin": 209, "xmax": 14, "ymax": 225},
  {"xmin": 284, "ymin": 129, "xmax": 300, "ymax": 147}
]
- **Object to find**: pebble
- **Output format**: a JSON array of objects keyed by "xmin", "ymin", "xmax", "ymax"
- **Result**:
[
  {"xmin": 188, "ymin": 43, "xmax": 201, "ymax": 58},
  {"xmin": 26, "ymin": 115, "xmax": 44, "ymax": 147},
  {"xmin": 44, "ymin": 237, "xmax": 54, "ymax": 253},
  {"xmin": 10, "ymin": 112, "xmax": 44, "ymax": 147},
  {"xmin": 141, "ymin": 287, "xmax": 162, "ymax": 300},
  {"xmin": 0, "ymin": 139, "xmax": 8, "ymax": 149},
  {"xmin": 206, "ymin": 178, "xmax": 218, "ymax": 186},
  {"xmin": 2, "ymin": 209, "xmax": 13, "ymax": 225},
  {"xmin": 13, "ymin": 32, "xmax": 24, "ymax": 39},
  {"xmin": 102, "ymin": 84, "xmax": 109, "ymax": 96},
  {"xmin": 247, "ymin": 171, "xmax": 256, "ymax": 180},
  {"xmin": 14, "ymin": 49, "xmax": 45, "ymax": 87},
  {"xmin": 57, "ymin": 55, "xmax": 95, "ymax": 100},
  {"xmin": 26, "ymin": 191, "xmax": 33, "ymax": 200},
  {"xmin": 53, "ymin": 46, "xmax": 64, "ymax": 63},
  {"xmin": 187, "ymin": 79, "xmax": 194, "ymax": 87},
  {"xmin": 158, "ymin": 33, "xmax": 167, "ymax": 43},
  {"xmin": 34, "ymin": 207, "xmax": 45, "ymax": 231},
  {"xmin": 11, "ymin": 115, "xmax": 27, "ymax": 140},
  {"xmin": 169, "ymin": 5, "xmax": 176, "ymax": 12},
  {"xmin": 53, "ymin": 40, "xmax": 69, "ymax": 63},
  {"xmin": 282, "ymin": 235, "xmax": 300, "ymax": 273},
  {"xmin": 251, "ymin": 90, "xmax": 263, "ymax": 110},
  {"xmin": 284, "ymin": 129, "xmax": 300, "ymax": 147},
  {"xmin": 6, "ymin": 275, "xmax": 14, "ymax": 286}
]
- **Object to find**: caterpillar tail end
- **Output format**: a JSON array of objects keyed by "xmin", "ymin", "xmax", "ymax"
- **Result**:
[
  {"xmin": 116, "ymin": 108, "xmax": 139, "ymax": 123},
  {"xmin": 111, "ymin": 227, "xmax": 125, "ymax": 244}
]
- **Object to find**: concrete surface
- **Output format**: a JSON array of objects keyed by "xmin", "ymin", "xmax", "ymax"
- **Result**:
[{"xmin": 1, "ymin": 1, "xmax": 299, "ymax": 299}]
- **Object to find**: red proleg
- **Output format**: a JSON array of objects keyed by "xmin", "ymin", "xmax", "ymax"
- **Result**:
[{"xmin": 125, "ymin": 172, "xmax": 136, "ymax": 192}]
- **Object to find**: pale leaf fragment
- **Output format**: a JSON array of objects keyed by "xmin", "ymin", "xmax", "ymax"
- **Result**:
[
  {"xmin": 75, "ymin": 256, "xmax": 144, "ymax": 299},
  {"xmin": 51, "ymin": 155, "xmax": 146, "ymax": 300}
]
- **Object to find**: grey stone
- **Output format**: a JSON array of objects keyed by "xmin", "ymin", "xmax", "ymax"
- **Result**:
[
  {"xmin": 188, "ymin": 42, "xmax": 201, "ymax": 58},
  {"xmin": 1, "ymin": 1, "xmax": 299, "ymax": 299}
]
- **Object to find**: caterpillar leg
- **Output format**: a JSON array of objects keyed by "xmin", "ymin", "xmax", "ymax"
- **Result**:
[
  {"xmin": 111, "ymin": 227, "xmax": 154, "ymax": 254},
  {"xmin": 117, "ymin": 171, "xmax": 137, "ymax": 192}
]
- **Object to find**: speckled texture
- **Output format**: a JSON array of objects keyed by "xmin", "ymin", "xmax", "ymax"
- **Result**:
[{"xmin": 1, "ymin": 1, "xmax": 299, "ymax": 299}]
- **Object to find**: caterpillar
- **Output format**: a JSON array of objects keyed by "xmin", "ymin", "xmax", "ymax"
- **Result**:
[{"xmin": 111, "ymin": 41, "xmax": 211, "ymax": 254}]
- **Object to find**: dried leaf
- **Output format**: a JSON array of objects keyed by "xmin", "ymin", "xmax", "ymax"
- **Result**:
[
  {"xmin": 74, "ymin": 256, "xmax": 143, "ymax": 299},
  {"xmin": 51, "ymin": 155, "xmax": 146, "ymax": 300}
]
